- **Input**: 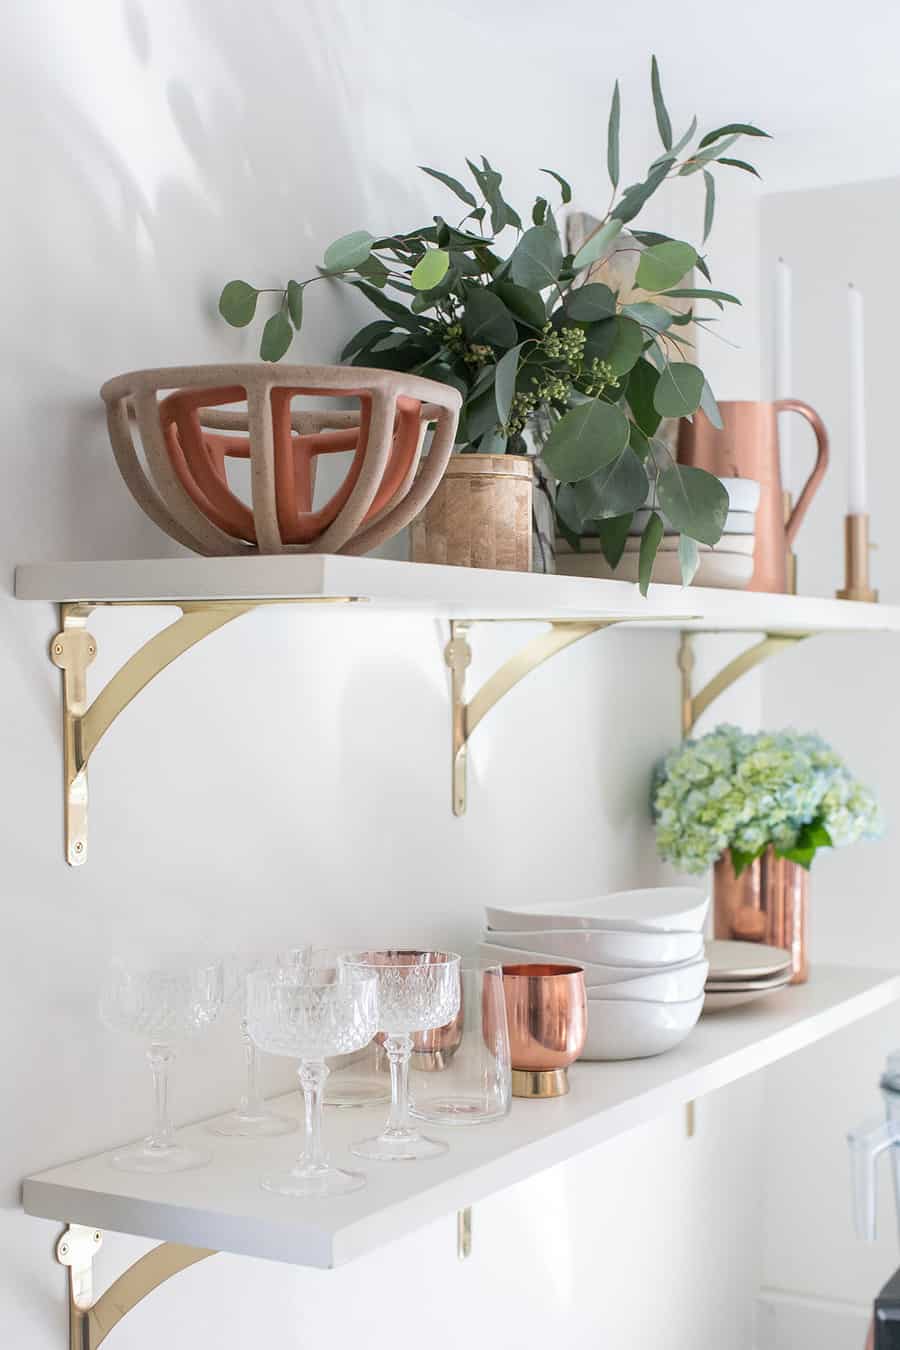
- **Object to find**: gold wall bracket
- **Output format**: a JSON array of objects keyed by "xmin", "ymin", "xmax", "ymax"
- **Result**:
[
  {"xmin": 50, "ymin": 596, "xmax": 356, "ymax": 865},
  {"xmin": 678, "ymin": 631, "xmax": 809, "ymax": 737},
  {"xmin": 444, "ymin": 617, "xmax": 623, "ymax": 816},
  {"xmin": 457, "ymin": 1206, "xmax": 473, "ymax": 1260},
  {"xmin": 56, "ymin": 1225, "xmax": 215, "ymax": 1350}
]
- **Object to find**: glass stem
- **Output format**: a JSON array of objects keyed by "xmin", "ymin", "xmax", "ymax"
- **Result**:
[
  {"xmin": 298, "ymin": 1059, "xmax": 329, "ymax": 1170},
  {"xmin": 239, "ymin": 1019, "xmax": 264, "ymax": 1116},
  {"xmin": 385, "ymin": 1034, "xmax": 413, "ymax": 1134},
  {"xmin": 147, "ymin": 1043, "xmax": 175, "ymax": 1150}
]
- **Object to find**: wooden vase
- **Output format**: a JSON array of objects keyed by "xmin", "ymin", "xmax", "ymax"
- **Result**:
[
  {"xmin": 714, "ymin": 847, "xmax": 809, "ymax": 984},
  {"xmin": 409, "ymin": 454, "xmax": 533, "ymax": 571}
]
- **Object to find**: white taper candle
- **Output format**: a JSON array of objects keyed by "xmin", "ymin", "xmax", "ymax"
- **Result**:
[
  {"xmin": 774, "ymin": 258, "xmax": 793, "ymax": 487},
  {"xmin": 848, "ymin": 282, "xmax": 867, "ymax": 514}
]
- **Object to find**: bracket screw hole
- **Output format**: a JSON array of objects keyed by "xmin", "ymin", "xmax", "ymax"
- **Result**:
[
  {"xmin": 74, "ymin": 842, "xmax": 84, "ymax": 854},
  {"xmin": 53, "ymin": 644, "xmax": 63, "ymax": 655},
  {"xmin": 59, "ymin": 1243, "xmax": 68, "ymax": 1255}
]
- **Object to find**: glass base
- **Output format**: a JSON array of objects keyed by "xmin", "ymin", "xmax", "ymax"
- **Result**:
[
  {"xmin": 261, "ymin": 1162, "xmax": 366, "ymax": 1198},
  {"xmin": 111, "ymin": 1139, "xmax": 210, "ymax": 1174},
  {"xmin": 208, "ymin": 1107, "xmax": 298, "ymax": 1138},
  {"xmin": 411, "ymin": 1096, "xmax": 507, "ymax": 1126},
  {"xmin": 325, "ymin": 1079, "xmax": 391, "ymax": 1109},
  {"xmin": 350, "ymin": 1126, "xmax": 448, "ymax": 1161}
]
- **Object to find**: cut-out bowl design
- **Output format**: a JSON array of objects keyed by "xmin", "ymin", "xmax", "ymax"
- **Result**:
[{"xmin": 100, "ymin": 364, "xmax": 462, "ymax": 556}]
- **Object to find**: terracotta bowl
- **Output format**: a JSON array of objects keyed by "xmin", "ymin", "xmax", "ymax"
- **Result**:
[{"xmin": 100, "ymin": 364, "xmax": 461, "ymax": 556}]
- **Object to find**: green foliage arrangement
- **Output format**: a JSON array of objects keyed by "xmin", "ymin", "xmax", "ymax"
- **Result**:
[
  {"xmin": 220, "ymin": 57, "xmax": 769, "ymax": 592},
  {"xmin": 653, "ymin": 725, "xmax": 883, "ymax": 876}
]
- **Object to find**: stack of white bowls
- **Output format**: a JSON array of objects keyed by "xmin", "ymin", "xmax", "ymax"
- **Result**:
[
  {"xmin": 556, "ymin": 477, "xmax": 761, "ymax": 590},
  {"xmin": 480, "ymin": 887, "xmax": 709, "ymax": 1060}
]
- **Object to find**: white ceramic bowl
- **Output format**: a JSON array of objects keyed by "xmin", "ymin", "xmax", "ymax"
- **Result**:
[
  {"xmin": 478, "ymin": 941, "xmax": 704, "ymax": 987},
  {"xmin": 485, "ymin": 886, "xmax": 709, "ymax": 936},
  {"xmin": 624, "ymin": 507, "xmax": 758, "ymax": 537},
  {"xmin": 587, "ymin": 960, "xmax": 708, "ymax": 1003},
  {"xmin": 581, "ymin": 994, "xmax": 704, "ymax": 1060},
  {"xmin": 483, "ymin": 927, "xmax": 704, "ymax": 969}
]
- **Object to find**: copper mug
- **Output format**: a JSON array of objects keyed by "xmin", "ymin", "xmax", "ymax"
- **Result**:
[
  {"xmin": 501, "ymin": 963, "xmax": 587, "ymax": 1098},
  {"xmin": 677, "ymin": 400, "xmax": 829, "ymax": 593}
]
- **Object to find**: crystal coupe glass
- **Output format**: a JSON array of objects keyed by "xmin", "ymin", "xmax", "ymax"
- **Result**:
[
  {"xmin": 342, "ymin": 951, "xmax": 461, "ymax": 1162},
  {"xmin": 246, "ymin": 963, "xmax": 378, "ymax": 1198},
  {"xmin": 99, "ymin": 957, "xmax": 224, "ymax": 1173}
]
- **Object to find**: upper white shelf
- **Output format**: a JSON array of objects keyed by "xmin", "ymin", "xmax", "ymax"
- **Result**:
[
  {"xmin": 23, "ymin": 964, "xmax": 899, "ymax": 1269},
  {"xmin": 13, "ymin": 555, "xmax": 900, "ymax": 633}
]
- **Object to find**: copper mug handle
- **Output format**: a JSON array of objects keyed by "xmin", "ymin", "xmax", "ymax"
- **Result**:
[{"xmin": 775, "ymin": 399, "xmax": 830, "ymax": 546}]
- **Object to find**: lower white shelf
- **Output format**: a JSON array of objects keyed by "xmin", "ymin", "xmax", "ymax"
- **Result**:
[{"xmin": 24, "ymin": 964, "xmax": 899, "ymax": 1269}]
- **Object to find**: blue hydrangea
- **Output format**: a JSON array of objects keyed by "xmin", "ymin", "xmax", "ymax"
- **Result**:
[{"xmin": 652, "ymin": 725, "xmax": 883, "ymax": 875}]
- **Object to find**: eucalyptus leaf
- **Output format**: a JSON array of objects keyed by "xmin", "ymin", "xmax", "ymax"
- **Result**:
[
  {"xmin": 626, "ymin": 359, "xmax": 662, "ymax": 436},
  {"xmin": 285, "ymin": 281, "xmax": 304, "ymax": 329},
  {"xmin": 699, "ymin": 378, "xmax": 724, "ymax": 429},
  {"xmin": 629, "ymin": 422, "xmax": 651, "ymax": 461},
  {"xmin": 639, "ymin": 510, "xmax": 664, "ymax": 595},
  {"xmin": 653, "ymin": 361, "xmax": 705, "ymax": 416},
  {"xmin": 477, "ymin": 427, "xmax": 508, "ymax": 456},
  {"xmin": 411, "ymin": 248, "xmax": 450, "ymax": 290},
  {"xmin": 572, "ymin": 218, "xmax": 623, "ymax": 272},
  {"xmin": 564, "ymin": 283, "xmax": 617, "ymax": 321},
  {"xmin": 605, "ymin": 315, "xmax": 645, "ymax": 376},
  {"xmin": 463, "ymin": 385, "xmax": 501, "ymax": 443},
  {"xmin": 668, "ymin": 115, "xmax": 699, "ymax": 158},
  {"xmin": 679, "ymin": 134, "xmax": 740, "ymax": 176},
  {"xmin": 491, "ymin": 280, "xmax": 547, "ymax": 330},
  {"xmin": 662, "ymin": 286, "xmax": 740, "ymax": 307},
  {"xmin": 596, "ymin": 513, "xmax": 633, "ymax": 568},
  {"xmin": 718, "ymin": 157, "xmax": 762, "ymax": 178},
  {"xmin": 219, "ymin": 280, "xmax": 259, "ymax": 327},
  {"xmin": 574, "ymin": 446, "xmax": 648, "ymax": 519},
  {"xmin": 350, "ymin": 280, "xmax": 424, "ymax": 330},
  {"xmin": 260, "ymin": 310, "xmax": 293, "ymax": 362},
  {"xmin": 532, "ymin": 197, "xmax": 548, "ymax": 226},
  {"xmin": 463, "ymin": 289, "xmax": 518, "ymax": 346},
  {"xmin": 612, "ymin": 160, "xmax": 672, "ymax": 224},
  {"xmin": 509, "ymin": 225, "xmax": 563, "ymax": 289},
  {"xmin": 625, "ymin": 302, "xmax": 674, "ymax": 334},
  {"xmin": 419, "ymin": 165, "xmax": 477, "ymax": 207},
  {"xmin": 355, "ymin": 255, "xmax": 389, "ymax": 287},
  {"xmin": 540, "ymin": 168, "xmax": 572, "ymax": 204},
  {"xmin": 657, "ymin": 464, "xmax": 728, "ymax": 545},
  {"xmin": 607, "ymin": 80, "xmax": 621, "ymax": 188},
  {"xmin": 698, "ymin": 123, "xmax": 771, "ymax": 149},
  {"xmin": 541, "ymin": 399, "xmax": 630, "ymax": 482},
  {"xmin": 678, "ymin": 534, "xmax": 700, "ymax": 586},
  {"xmin": 555, "ymin": 482, "xmax": 583, "ymax": 533},
  {"xmin": 702, "ymin": 170, "xmax": 715, "ymax": 243},
  {"xmin": 341, "ymin": 319, "xmax": 395, "ymax": 360},
  {"xmin": 323, "ymin": 230, "xmax": 374, "ymax": 272},
  {"xmin": 635, "ymin": 240, "xmax": 697, "ymax": 292},
  {"xmin": 494, "ymin": 343, "xmax": 522, "ymax": 425},
  {"xmin": 650, "ymin": 56, "xmax": 673, "ymax": 150}
]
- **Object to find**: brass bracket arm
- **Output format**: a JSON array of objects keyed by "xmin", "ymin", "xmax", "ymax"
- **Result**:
[
  {"xmin": 50, "ymin": 596, "xmax": 357, "ymax": 865},
  {"xmin": 678, "ymin": 630, "xmax": 810, "ymax": 737},
  {"xmin": 56, "ymin": 1225, "xmax": 215, "ymax": 1350},
  {"xmin": 444, "ymin": 617, "xmax": 623, "ymax": 815}
]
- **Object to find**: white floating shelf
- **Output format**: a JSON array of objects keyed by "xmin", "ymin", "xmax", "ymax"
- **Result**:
[
  {"xmin": 13, "ymin": 554, "xmax": 900, "ymax": 631},
  {"xmin": 23, "ymin": 964, "xmax": 900, "ymax": 1269}
]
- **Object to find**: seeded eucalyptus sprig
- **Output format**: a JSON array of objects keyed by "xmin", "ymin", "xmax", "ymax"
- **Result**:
[{"xmin": 219, "ymin": 56, "xmax": 768, "ymax": 591}]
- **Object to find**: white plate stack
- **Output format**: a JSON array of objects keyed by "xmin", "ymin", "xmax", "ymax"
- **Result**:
[
  {"xmin": 556, "ymin": 477, "xmax": 761, "ymax": 590},
  {"xmin": 703, "ymin": 940, "xmax": 793, "ymax": 1012},
  {"xmin": 480, "ymin": 887, "xmax": 709, "ymax": 1060}
]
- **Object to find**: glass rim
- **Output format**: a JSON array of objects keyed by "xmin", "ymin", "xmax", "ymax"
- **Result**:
[
  {"xmin": 340, "ymin": 950, "xmax": 461, "ymax": 970},
  {"xmin": 246, "ymin": 966, "xmax": 377, "ymax": 991}
]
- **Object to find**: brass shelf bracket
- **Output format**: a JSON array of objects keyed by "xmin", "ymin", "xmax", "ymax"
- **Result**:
[
  {"xmin": 457, "ymin": 1206, "xmax": 473, "ymax": 1260},
  {"xmin": 444, "ymin": 617, "xmax": 624, "ymax": 815},
  {"xmin": 50, "ymin": 596, "xmax": 357, "ymax": 865},
  {"xmin": 56, "ymin": 1225, "xmax": 215, "ymax": 1350},
  {"xmin": 678, "ymin": 630, "xmax": 810, "ymax": 737}
]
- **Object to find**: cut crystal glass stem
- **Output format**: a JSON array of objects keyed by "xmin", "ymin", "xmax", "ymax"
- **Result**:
[
  {"xmin": 299, "ymin": 1060, "xmax": 328, "ymax": 1171},
  {"xmin": 386, "ymin": 1034, "xmax": 413, "ymax": 1135},
  {"xmin": 148, "ymin": 1044, "xmax": 175, "ymax": 1150},
  {"xmin": 239, "ymin": 1022, "xmax": 264, "ymax": 1116}
]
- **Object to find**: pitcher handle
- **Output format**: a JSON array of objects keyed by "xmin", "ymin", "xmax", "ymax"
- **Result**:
[{"xmin": 775, "ymin": 398, "xmax": 830, "ymax": 546}]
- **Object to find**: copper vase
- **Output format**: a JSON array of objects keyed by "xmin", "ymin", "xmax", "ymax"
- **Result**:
[
  {"xmin": 713, "ymin": 847, "xmax": 809, "ymax": 983},
  {"xmin": 677, "ymin": 400, "xmax": 829, "ymax": 593}
]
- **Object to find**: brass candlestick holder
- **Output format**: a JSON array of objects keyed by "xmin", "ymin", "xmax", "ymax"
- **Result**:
[{"xmin": 836, "ymin": 512, "xmax": 878, "ymax": 602}]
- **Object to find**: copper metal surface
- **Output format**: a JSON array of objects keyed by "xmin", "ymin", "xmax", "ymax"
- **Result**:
[
  {"xmin": 677, "ymin": 399, "xmax": 829, "ymax": 593},
  {"xmin": 714, "ymin": 848, "xmax": 809, "ymax": 984},
  {"xmin": 501, "ymin": 963, "xmax": 587, "ymax": 1080}
]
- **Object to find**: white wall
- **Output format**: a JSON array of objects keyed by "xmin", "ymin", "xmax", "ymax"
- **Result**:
[
  {"xmin": 0, "ymin": 3, "xmax": 773, "ymax": 1348},
  {"xmin": 758, "ymin": 181, "xmax": 900, "ymax": 1345}
]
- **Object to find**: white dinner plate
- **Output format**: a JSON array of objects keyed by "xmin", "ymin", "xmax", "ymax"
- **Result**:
[
  {"xmin": 702, "ymin": 972, "xmax": 793, "ymax": 1012},
  {"xmin": 705, "ymin": 939, "xmax": 792, "ymax": 982}
]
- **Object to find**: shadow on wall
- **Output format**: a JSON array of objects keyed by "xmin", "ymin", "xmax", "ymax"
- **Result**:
[{"xmin": 0, "ymin": 0, "xmax": 392, "ymax": 565}]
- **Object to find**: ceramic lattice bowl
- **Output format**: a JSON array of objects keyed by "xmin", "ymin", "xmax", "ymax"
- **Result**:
[{"xmin": 100, "ymin": 364, "xmax": 462, "ymax": 556}]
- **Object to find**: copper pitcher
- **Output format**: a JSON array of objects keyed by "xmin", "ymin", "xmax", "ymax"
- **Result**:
[{"xmin": 677, "ymin": 400, "xmax": 829, "ymax": 593}]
